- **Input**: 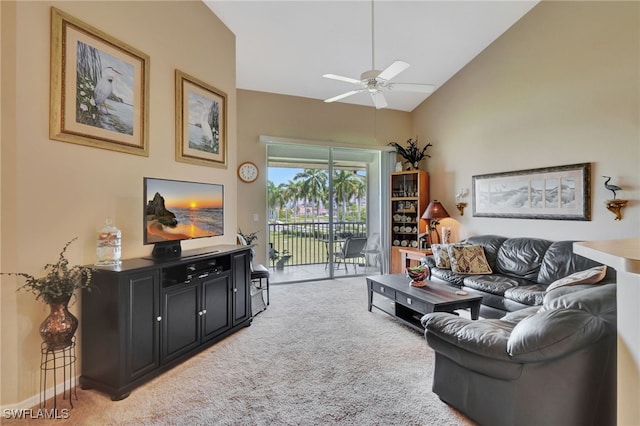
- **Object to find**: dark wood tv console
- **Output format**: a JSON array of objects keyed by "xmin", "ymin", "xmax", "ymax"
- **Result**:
[{"xmin": 79, "ymin": 245, "xmax": 252, "ymax": 401}]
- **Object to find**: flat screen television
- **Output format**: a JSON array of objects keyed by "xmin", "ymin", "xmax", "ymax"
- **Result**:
[{"xmin": 144, "ymin": 177, "xmax": 224, "ymax": 259}]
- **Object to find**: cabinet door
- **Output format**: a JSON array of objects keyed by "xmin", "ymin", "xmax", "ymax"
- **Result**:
[
  {"xmin": 200, "ymin": 272, "xmax": 231, "ymax": 342},
  {"xmin": 162, "ymin": 283, "xmax": 199, "ymax": 363},
  {"xmin": 127, "ymin": 271, "xmax": 161, "ymax": 381},
  {"xmin": 232, "ymin": 251, "xmax": 251, "ymax": 325}
]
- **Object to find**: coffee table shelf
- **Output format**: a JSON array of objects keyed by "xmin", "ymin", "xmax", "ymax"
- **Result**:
[{"xmin": 366, "ymin": 274, "xmax": 482, "ymax": 332}]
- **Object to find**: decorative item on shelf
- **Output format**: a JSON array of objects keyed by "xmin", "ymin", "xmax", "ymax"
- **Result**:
[
  {"xmin": 96, "ymin": 218, "xmax": 122, "ymax": 266},
  {"xmin": 441, "ymin": 227, "xmax": 452, "ymax": 244},
  {"xmin": 1, "ymin": 238, "xmax": 95, "ymax": 350},
  {"xmin": 422, "ymin": 200, "xmax": 451, "ymax": 246},
  {"xmin": 388, "ymin": 137, "xmax": 432, "ymax": 170},
  {"xmin": 455, "ymin": 188, "xmax": 468, "ymax": 216},
  {"xmin": 407, "ymin": 265, "xmax": 429, "ymax": 287},
  {"xmin": 602, "ymin": 176, "xmax": 628, "ymax": 221}
]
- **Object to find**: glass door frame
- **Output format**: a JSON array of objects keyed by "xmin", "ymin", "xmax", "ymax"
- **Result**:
[{"xmin": 265, "ymin": 139, "xmax": 384, "ymax": 282}]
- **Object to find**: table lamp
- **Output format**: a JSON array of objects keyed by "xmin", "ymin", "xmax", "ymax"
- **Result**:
[{"xmin": 422, "ymin": 200, "xmax": 450, "ymax": 245}]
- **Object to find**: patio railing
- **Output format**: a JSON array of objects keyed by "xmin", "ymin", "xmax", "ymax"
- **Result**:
[{"xmin": 268, "ymin": 221, "xmax": 366, "ymax": 268}]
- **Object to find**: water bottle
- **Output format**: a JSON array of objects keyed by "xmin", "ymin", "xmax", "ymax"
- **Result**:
[{"xmin": 96, "ymin": 218, "xmax": 122, "ymax": 266}]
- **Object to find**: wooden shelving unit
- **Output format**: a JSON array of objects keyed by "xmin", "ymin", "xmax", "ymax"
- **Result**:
[{"xmin": 390, "ymin": 170, "xmax": 429, "ymax": 274}]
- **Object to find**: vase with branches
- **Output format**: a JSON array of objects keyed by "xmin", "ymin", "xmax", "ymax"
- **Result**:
[
  {"xmin": 1, "ymin": 238, "xmax": 95, "ymax": 349},
  {"xmin": 388, "ymin": 137, "xmax": 433, "ymax": 170}
]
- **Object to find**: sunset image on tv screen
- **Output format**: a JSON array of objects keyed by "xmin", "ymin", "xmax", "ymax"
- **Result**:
[{"xmin": 145, "ymin": 178, "xmax": 223, "ymax": 243}]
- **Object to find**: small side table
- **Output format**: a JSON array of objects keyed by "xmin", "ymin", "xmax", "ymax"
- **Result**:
[
  {"xmin": 40, "ymin": 337, "xmax": 78, "ymax": 409},
  {"xmin": 399, "ymin": 248, "xmax": 432, "ymax": 271}
]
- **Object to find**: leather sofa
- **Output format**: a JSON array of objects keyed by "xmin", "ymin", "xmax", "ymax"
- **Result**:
[
  {"xmin": 421, "ymin": 283, "xmax": 617, "ymax": 426},
  {"xmin": 422, "ymin": 235, "xmax": 616, "ymax": 318}
]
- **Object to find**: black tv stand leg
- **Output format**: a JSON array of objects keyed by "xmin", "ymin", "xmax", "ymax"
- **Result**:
[{"xmin": 111, "ymin": 391, "xmax": 130, "ymax": 401}]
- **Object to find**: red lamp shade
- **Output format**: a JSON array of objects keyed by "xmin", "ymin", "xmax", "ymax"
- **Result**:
[{"xmin": 422, "ymin": 200, "xmax": 450, "ymax": 220}]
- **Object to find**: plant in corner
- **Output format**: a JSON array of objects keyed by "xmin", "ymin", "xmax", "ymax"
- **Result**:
[
  {"xmin": 388, "ymin": 137, "xmax": 433, "ymax": 170},
  {"xmin": 238, "ymin": 228, "xmax": 260, "ymax": 247},
  {"xmin": 1, "ymin": 237, "xmax": 95, "ymax": 350}
]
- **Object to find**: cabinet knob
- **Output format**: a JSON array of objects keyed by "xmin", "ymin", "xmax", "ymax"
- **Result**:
[
  {"xmin": 380, "ymin": 287, "xmax": 385, "ymax": 293},
  {"xmin": 233, "ymin": 288, "xmax": 237, "ymax": 293},
  {"xmin": 202, "ymin": 309, "xmax": 207, "ymax": 314},
  {"xmin": 407, "ymin": 298, "xmax": 412, "ymax": 305},
  {"xmin": 198, "ymin": 311, "xmax": 203, "ymax": 316},
  {"xmin": 156, "ymin": 316, "xmax": 162, "ymax": 322}
]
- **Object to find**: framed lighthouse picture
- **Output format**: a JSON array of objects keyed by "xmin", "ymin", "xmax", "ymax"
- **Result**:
[
  {"xmin": 49, "ymin": 7, "xmax": 149, "ymax": 156},
  {"xmin": 175, "ymin": 70, "xmax": 227, "ymax": 168}
]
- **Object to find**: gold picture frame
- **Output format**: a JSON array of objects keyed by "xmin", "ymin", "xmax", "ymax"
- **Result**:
[
  {"xmin": 175, "ymin": 70, "xmax": 227, "ymax": 168},
  {"xmin": 50, "ymin": 7, "xmax": 150, "ymax": 156}
]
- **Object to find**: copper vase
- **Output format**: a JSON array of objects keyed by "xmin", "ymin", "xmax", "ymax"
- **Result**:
[{"xmin": 40, "ymin": 296, "xmax": 78, "ymax": 350}]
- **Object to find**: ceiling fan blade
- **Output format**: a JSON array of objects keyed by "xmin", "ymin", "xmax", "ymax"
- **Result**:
[
  {"xmin": 387, "ymin": 83, "xmax": 435, "ymax": 93},
  {"xmin": 371, "ymin": 91, "xmax": 388, "ymax": 109},
  {"xmin": 322, "ymin": 74, "xmax": 362, "ymax": 85},
  {"xmin": 324, "ymin": 90, "xmax": 363, "ymax": 103},
  {"xmin": 377, "ymin": 60, "xmax": 410, "ymax": 81}
]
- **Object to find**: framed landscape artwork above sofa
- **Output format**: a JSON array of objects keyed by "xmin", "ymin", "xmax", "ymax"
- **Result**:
[{"xmin": 472, "ymin": 162, "xmax": 590, "ymax": 221}]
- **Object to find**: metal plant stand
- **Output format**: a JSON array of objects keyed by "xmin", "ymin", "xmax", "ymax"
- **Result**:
[{"xmin": 40, "ymin": 337, "xmax": 77, "ymax": 409}]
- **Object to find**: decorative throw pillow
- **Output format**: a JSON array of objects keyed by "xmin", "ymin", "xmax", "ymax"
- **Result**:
[
  {"xmin": 431, "ymin": 243, "xmax": 470, "ymax": 269},
  {"xmin": 546, "ymin": 265, "xmax": 607, "ymax": 292},
  {"xmin": 447, "ymin": 245, "xmax": 493, "ymax": 274},
  {"xmin": 431, "ymin": 244, "xmax": 452, "ymax": 269}
]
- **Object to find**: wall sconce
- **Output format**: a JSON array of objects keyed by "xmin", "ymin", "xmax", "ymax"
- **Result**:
[
  {"xmin": 603, "ymin": 176, "xmax": 628, "ymax": 221},
  {"xmin": 605, "ymin": 199, "xmax": 628, "ymax": 221},
  {"xmin": 455, "ymin": 188, "xmax": 468, "ymax": 216}
]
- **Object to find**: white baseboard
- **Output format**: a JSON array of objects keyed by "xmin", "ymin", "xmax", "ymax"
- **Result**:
[{"xmin": 1, "ymin": 375, "xmax": 78, "ymax": 413}]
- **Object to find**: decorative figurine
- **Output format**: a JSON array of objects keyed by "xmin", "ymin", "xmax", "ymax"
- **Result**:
[
  {"xmin": 602, "ymin": 176, "xmax": 622, "ymax": 199},
  {"xmin": 602, "ymin": 176, "xmax": 628, "ymax": 221}
]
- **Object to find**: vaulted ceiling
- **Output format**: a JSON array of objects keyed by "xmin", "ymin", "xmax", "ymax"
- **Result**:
[{"xmin": 205, "ymin": 1, "xmax": 539, "ymax": 112}]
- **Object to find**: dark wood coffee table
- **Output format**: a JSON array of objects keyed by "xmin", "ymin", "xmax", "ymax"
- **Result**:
[{"xmin": 366, "ymin": 274, "xmax": 482, "ymax": 331}]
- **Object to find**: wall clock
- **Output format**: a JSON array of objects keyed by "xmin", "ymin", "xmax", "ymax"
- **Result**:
[{"xmin": 237, "ymin": 161, "xmax": 259, "ymax": 183}]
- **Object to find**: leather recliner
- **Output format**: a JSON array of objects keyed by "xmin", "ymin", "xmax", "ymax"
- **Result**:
[{"xmin": 421, "ymin": 283, "xmax": 617, "ymax": 426}]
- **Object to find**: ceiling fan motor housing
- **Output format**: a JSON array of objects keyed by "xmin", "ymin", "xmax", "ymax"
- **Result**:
[{"xmin": 361, "ymin": 70, "xmax": 382, "ymax": 92}]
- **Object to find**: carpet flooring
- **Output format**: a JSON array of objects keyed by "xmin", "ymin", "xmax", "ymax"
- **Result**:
[{"xmin": 9, "ymin": 277, "xmax": 475, "ymax": 425}]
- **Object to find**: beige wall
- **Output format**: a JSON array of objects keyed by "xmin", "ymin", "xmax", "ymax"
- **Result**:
[
  {"xmin": 2, "ymin": 0, "xmax": 638, "ymax": 411},
  {"xmin": 236, "ymin": 89, "xmax": 412, "ymax": 263},
  {"xmin": 1, "ymin": 1, "xmax": 237, "ymax": 405},
  {"xmin": 412, "ymin": 1, "xmax": 639, "ymax": 243}
]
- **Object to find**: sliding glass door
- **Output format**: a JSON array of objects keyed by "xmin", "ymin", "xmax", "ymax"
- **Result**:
[{"xmin": 266, "ymin": 142, "xmax": 383, "ymax": 283}]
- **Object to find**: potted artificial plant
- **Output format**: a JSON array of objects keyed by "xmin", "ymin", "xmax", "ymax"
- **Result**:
[
  {"xmin": 2, "ymin": 238, "xmax": 94, "ymax": 350},
  {"xmin": 388, "ymin": 137, "xmax": 433, "ymax": 170}
]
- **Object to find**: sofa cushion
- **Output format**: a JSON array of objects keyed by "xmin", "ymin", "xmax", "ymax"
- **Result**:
[
  {"xmin": 448, "ymin": 245, "xmax": 492, "ymax": 274},
  {"xmin": 538, "ymin": 240, "xmax": 606, "ymax": 285},
  {"xmin": 494, "ymin": 237, "xmax": 552, "ymax": 281},
  {"xmin": 430, "ymin": 268, "xmax": 466, "ymax": 287},
  {"xmin": 546, "ymin": 265, "xmax": 607, "ymax": 292},
  {"xmin": 463, "ymin": 275, "xmax": 534, "ymax": 296},
  {"xmin": 507, "ymin": 284, "xmax": 616, "ymax": 362},
  {"xmin": 464, "ymin": 235, "xmax": 507, "ymax": 270},
  {"xmin": 431, "ymin": 244, "xmax": 453, "ymax": 268},
  {"xmin": 504, "ymin": 285, "xmax": 546, "ymax": 306}
]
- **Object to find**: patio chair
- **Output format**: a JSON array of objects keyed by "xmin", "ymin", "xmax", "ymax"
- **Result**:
[
  {"xmin": 334, "ymin": 236, "xmax": 368, "ymax": 273},
  {"xmin": 362, "ymin": 233, "xmax": 381, "ymax": 271}
]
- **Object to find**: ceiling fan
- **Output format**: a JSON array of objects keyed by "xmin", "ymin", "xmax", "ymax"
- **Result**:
[{"xmin": 323, "ymin": 1, "xmax": 435, "ymax": 109}]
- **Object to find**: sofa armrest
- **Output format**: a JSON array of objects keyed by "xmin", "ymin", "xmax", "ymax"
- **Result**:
[
  {"xmin": 421, "ymin": 312, "xmax": 516, "ymax": 361},
  {"xmin": 508, "ymin": 284, "xmax": 617, "ymax": 362},
  {"xmin": 421, "ymin": 255, "xmax": 436, "ymax": 268}
]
